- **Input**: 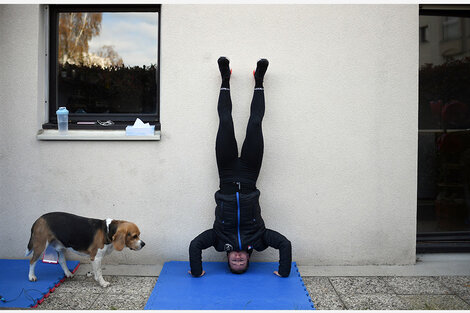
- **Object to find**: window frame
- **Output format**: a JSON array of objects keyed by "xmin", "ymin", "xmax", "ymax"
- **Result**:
[{"xmin": 45, "ymin": 4, "xmax": 161, "ymax": 130}]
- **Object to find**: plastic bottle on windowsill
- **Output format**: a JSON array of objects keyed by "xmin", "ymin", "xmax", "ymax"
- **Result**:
[{"xmin": 56, "ymin": 107, "xmax": 69, "ymax": 134}]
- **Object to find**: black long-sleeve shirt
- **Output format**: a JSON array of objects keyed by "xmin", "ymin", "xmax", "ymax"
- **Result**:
[
  {"xmin": 189, "ymin": 190, "xmax": 292, "ymax": 277},
  {"xmin": 189, "ymin": 229, "xmax": 292, "ymax": 277}
]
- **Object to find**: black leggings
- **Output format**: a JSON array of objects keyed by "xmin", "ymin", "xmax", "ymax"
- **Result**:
[{"xmin": 216, "ymin": 87, "xmax": 265, "ymax": 194}]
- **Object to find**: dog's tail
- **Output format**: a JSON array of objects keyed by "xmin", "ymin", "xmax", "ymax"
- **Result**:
[{"xmin": 25, "ymin": 221, "xmax": 36, "ymax": 257}]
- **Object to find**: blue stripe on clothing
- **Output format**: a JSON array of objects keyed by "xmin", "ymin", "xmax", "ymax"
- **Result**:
[{"xmin": 236, "ymin": 192, "xmax": 242, "ymax": 250}]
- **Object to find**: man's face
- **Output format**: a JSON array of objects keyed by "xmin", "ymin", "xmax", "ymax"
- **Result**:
[{"xmin": 228, "ymin": 251, "xmax": 250, "ymax": 272}]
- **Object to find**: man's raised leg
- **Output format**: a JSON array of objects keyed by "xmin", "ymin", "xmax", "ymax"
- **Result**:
[
  {"xmin": 216, "ymin": 57, "xmax": 238, "ymax": 171},
  {"xmin": 240, "ymin": 59, "xmax": 269, "ymax": 175}
]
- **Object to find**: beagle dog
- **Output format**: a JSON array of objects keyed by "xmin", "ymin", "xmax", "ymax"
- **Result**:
[{"xmin": 26, "ymin": 212, "xmax": 145, "ymax": 287}]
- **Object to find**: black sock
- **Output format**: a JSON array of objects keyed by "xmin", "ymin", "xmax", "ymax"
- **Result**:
[
  {"xmin": 254, "ymin": 59, "xmax": 269, "ymax": 88},
  {"xmin": 218, "ymin": 57, "xmax": 231, "ymax": 89}
]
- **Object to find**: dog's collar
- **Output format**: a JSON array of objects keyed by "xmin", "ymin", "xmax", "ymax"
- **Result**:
[
  {"xmin": 106, "ymin": 218, "xmax": 113, "ymax": 231},
  {"xmin": 105, "ymin": 218, "xmax": 114, "ymax": 243}
]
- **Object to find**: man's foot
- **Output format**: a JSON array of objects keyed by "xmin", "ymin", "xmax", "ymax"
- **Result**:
[
  {"xmin": 218, "ymin": 57, "xmax": 231, "ymax": 80},
  {"xmin": 254, "ymin": 58, "xmax": 269, "ymax": 81}
]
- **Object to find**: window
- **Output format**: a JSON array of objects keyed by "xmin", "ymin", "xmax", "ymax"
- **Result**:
[
  {"xmin": 442, "ymin": 16, "xmax": 461, "ymax": 41},
  {"xmin": 418, "ymin": 5, "xmax": 470, "ymax": 252},
  {"xmin": 45, "ymin": 5, "xmax": 161, "ymax": 130},
  {"xmin": 420, "ymin": 25, "xmax": 428, "ymax": 43}
]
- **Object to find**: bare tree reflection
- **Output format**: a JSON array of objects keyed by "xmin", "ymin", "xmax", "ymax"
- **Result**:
[{"xmin": 57, "ymin": 12, "xmax": 156, "ymax": 115}]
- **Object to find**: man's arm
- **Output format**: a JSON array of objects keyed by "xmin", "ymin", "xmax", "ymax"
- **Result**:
[
  {"xmin": 189, "ymin": 229, "xmax": 217, "ymax": 277},
  {"xmin": 263, "ymin": 229, "xmax": 292, "ymax": 277}
]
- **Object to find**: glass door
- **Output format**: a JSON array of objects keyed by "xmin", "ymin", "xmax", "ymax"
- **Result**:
[{"xmin": 418, "ymin": 5, "xmax": 470, "ymax": 252}]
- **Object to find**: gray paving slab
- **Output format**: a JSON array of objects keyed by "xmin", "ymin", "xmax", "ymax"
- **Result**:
[
  {"xmin": 384, "ymin": 276, "xmax": 452, "ymax": 295},
  {"xmin": 302, "ymin": 276, "xmax": 346, "ymax": 310},
  {"xmin": 398, "ymin": 294, "xmax": 470, "ymax": 310},
  {"xmin": 299, "ymin": 254, "xmax": 470, "ymax": 276},
  {"xmin": 33, "ymin": 275, "xmax": 156, "ymax": 310},
  {"xmin": 36, "ymin": 291, "xmax": 100, "ymax": 310},
  {"xmin": 76, "ymin": 263, "xmax": 163, "ymax": 276},
  {"xmin": 460, "ymin": 294, "xmax": 470, "ymax": 305},
  {"xmin": 329, "ymin": 277, "xmax": 395, "ymax": 295},
  {"xmin": 51, "ymin": 277, "xmax": 108, "ymax": 295},
  {"xmin": 435, "ymin": 276, "xmax": 470, "ymax": 294},
  {"xmin": 103, "ymin": 276, "xmax": 157, "ymax": 296},
  {"xmin": 340, "ymin": 294, "xmax": 408, "ymax": 310},
  {"xmin": 90, "ymin": 293, "xmax": 149, "ymax": 310},
  {"xmin": 435, "ymin": 276, "xmax": 470, "ymax": 305}
]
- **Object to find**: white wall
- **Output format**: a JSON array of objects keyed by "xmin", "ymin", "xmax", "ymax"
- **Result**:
[{"xmin": 0, "ymin": 4, "xmax": 418, "ymax": 266}]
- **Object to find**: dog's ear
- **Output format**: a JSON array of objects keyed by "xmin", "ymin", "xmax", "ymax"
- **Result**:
[{"xmin": 112, "ymin": 227, "xmax": 126, "ymax": 251}]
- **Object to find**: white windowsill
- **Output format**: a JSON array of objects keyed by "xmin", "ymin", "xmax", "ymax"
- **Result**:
[{"xmin": 37, "ymin": 129, "xmax": 161, "ymax": 141}]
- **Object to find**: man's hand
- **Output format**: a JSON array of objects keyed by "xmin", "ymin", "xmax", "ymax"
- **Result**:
[
  {"xmin": 188, "ymin": 270, "xmax": 205, "ymax": 277},
  {"xmin": 273, "ymin": 271, "xmax": 281, "ymax": 277}
]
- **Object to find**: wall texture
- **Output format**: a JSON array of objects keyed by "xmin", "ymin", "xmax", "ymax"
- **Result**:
[{"xmin": 0, "ymin": 4, "xmax": 418, "ymax": 266}]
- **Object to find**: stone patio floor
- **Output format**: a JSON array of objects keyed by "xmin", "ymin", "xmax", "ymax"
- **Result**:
[{"xmin": 24, "ymin": 274, "xmax": 470, "ymax": 310}]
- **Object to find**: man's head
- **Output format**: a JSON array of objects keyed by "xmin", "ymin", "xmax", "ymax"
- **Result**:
[{"xmin": 227, "ymin": 250, "xmax": 250, "ymax": 274}]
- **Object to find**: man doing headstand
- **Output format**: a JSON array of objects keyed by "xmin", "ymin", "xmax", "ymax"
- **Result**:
[{"xmin": 188, "ymin": 57, "xmax": 292, "ymax": 278}]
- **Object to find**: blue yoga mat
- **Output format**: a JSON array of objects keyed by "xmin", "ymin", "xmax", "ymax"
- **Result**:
[
  {"xmin": 0, "ymin": 259, "xmax": 80, "ymax": 308},
  {"xmin": 145, "ymin": 261, "xmax": 314, "ymax": 310}
]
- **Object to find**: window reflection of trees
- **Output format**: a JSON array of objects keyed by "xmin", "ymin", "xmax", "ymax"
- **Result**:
[
  {"xmin": 57, "ymin": 12, "xmax": 156, "ymax": 115},
  {"xmin": 59, "ymin": 13, "xmax": 123, "ymax": 67}
]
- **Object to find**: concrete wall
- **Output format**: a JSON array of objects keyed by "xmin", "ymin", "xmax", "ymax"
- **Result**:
[{"xmin": 0, "ymin": 4, "xmax": 418, "ymax": 266}]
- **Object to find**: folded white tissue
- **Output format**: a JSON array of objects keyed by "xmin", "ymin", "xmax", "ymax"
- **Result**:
[{"xmin": 126, "ymin": 118, "xmax": 155, "ymax": 136}]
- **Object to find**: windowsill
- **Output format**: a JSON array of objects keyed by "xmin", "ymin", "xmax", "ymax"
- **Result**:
[{"xmin": 36, "ymin": 129, "xmax": 161, "ymax": 141}]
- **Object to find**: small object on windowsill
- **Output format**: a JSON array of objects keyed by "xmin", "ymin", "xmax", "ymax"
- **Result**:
[
  {"xmin": 77, "ymin": 121, "xmax": 97, "ymax": 125},
  {"xmin": 56, "ymin": 107, "xmax": 69, "ymax": 134},
  {"xmin": 98, "ymin": 120, "xmax": 115, "ymax": 126},
  {"xmin": 126, "ymin": 118, "xmax": 155, "ymax": 136}
]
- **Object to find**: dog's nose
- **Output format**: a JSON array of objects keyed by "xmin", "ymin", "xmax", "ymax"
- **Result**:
[{"xmin": 141, "ymin": 241, "xmax": 146, "ymax": 248}]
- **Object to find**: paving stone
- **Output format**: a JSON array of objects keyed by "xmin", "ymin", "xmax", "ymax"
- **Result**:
[
  {"xmin": 460, "ymin": 294, "xmax": 470, "ymax": 305},
  {"xmin": 399, "ymin": 295, "xmax": 470, "ymax": 310},
  {"xmin": 51, "ymin": 279, "xmax": 108, "ymax": 295},
  {"xmin": 105, "ymin": 276, "xmax": 157, "ymax": 295},
  {"xmin": 52, "ymin": 275, "xmax": 121, "ymax": 295},
  {"xmin": 113, "ymin": 276, "xmax": 157, "ymax": 285},
  {"xmin": 329, "ymin": 277, "xmax": 395, "ymax": 295},
  {"xmin": 436, "ymin": 276, "xmax": 470, "ymax": 293},
  {"xmin": 33, "ymin": 275, "xmax": 156, "ymax": 310},
  {"xmin": 384, "ymin": 276, "xmax": 452, "ymax": 295},
  {"xmin": 340, "ymin": 294, "xmax": 408, "ymax": 310},
  {"xmin": 90, "ymin": 293, "xmax": 149, "ymax": 310},
  {"xmin": 435, "ymin": 276, "xmax": 470, "ymax": 305},
  {"xmin": 302, "ymin": 277, "xmax": 346, "ymax": 310},
  {"xmin": 36, "ymin": 291, "xmax": 99, "ymax": 310},
  {"xmin": 62, "ymin": 273, "xmax": 115, "ymax": 283}
]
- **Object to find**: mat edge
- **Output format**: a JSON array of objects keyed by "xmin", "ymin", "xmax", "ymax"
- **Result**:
[{"xmin": 31, "ymin": 262, "xmax": 81, "ymax": 308}]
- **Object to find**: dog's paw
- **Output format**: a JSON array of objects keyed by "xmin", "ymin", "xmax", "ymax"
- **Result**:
[
  {"xmin": 100, "ymin": 280, "xmax": 111, "ymax": 288},
  {"xmin": 29, "ymin": 275, "xmax": 37, "ymax": 282},
  {"xmin": 65, "ymin": 272, "xmax": 74, "ymax": 279}
]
